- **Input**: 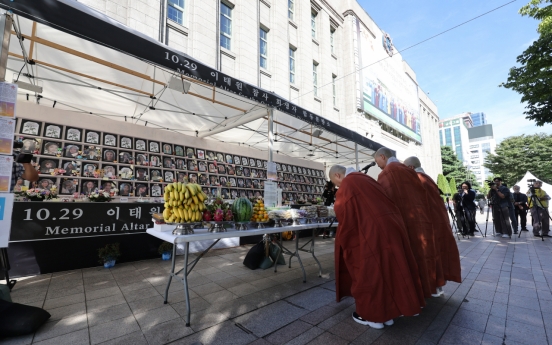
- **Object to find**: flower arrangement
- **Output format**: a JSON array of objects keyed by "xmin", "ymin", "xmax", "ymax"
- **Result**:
[
  {"xmin": 88, "ymin": 188, "xmax": 118, "ymax": 202},
  {"xmin": 16, "ymin": 188, "xmax": 58, "ymax": 201}
]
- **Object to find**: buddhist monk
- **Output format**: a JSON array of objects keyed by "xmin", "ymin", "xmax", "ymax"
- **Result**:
[
  {"xmin": 404, "ymin": 156, "xmax": 462, "ymax": 295},
  {"xmin": 329, "ymin": 165, "xmax": 425, "ymax": 329},
  {"xmin": 374, "ymin": 147, "xmax": 437, "ymax": 298}
]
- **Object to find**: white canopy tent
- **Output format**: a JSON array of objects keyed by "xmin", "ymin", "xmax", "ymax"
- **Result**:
[
  {"xmin": 511, "ymin": 171, "xmax": 552, "ymax": 193},
  {"xmin": 0, "ymin": 0, "xmax": 387, "ymax": 172}
]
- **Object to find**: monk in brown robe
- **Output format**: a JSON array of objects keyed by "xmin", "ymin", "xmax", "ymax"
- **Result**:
[
  {"xmin": 404, "ymin": 156, "xmax": 462, "ymax": 292},
  {"xmin": 329, "ymin": 165, "xmax": 425, "ymax": 329},
  {"xmin": 374, "ymin": 148, "xmax": 438, "ymax": 298}
]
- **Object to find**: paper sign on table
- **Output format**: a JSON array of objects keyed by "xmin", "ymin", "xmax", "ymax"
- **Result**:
[
  {"xmin": 0, "ymin": 155, "xmax": 13, "ymax": 192},
  {"xmin": 0, "ymin": 117, "xmax": 15, "ymax": 155},
  {"xmin": 0, "ymin": 193, "xmax": 14, "ymax": 247}
]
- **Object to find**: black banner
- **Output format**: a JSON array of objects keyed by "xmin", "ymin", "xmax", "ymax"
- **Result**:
[
  {"xmin": 10, "ymin": 202, "xmax": 158, "ymax": 241},
  {"xmin": 0, "ymin": 0, "xmax": 383, "ymax": 153}
]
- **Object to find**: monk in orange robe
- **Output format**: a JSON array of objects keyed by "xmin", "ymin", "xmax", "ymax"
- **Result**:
[
  {"xmin": 404, "ymin": 156, "xmax": 462, "ymax": 288},
  {"xmin": 374, "ymin": 148, "xmax": 438, "ymax": 298},
  {"xmin": 329, "ymin": 165, "xmax": 425, "ymax": 329}
]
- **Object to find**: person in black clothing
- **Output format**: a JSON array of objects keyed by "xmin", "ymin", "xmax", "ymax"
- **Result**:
[
  {"xmin": 460, "ymin": 181, "xmax": 477, "ymax": 235},
  {"xmin": 512, "ymin": 185, "xmax": 529, "ymax": 232},
  {"xmin": 322, "ymin": 180, "xmax": 336, "ymax": 206},
  {"xmin": 452, "ymin": 191, "xmax": 469, "ymax": 235}
]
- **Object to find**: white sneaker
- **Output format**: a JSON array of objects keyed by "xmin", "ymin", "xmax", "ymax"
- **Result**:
[
  {"xmin": 431, "ymin": 287, "xmax": 444, "ymax": 297},
  {"xmin": 384, "ymin": 319, "xmax": 394, "ymax": 326},
  {"xmin": 352, "ymin": 312, "xmax": 384, "ymax": 329},
  {"xmin": 502, "ymin": 234, "xmax": 510, "ymax": 238}
]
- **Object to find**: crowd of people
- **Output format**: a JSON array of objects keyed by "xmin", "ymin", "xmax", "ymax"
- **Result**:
[{"xmin": 326, "ymin": 148, "xmax": 461, "ymax": 330}]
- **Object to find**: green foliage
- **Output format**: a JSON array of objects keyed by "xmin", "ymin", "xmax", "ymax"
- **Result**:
[
  {"xmin": 158, "ymin": 242, "xmax": 173, "ymax": 255},
  {"xmin": 98, "ymin": 243, "xmax": 121, "ymax": 264},
  {"xmin": 437, "ymin": 174, "xmax": 451, "ymax": 196},
  {"xmin": 519, "ymin": 0, "xmax": 552, "ymax": 35},
  {"xmin": 440, "ymin": 146, "xmax": 480, "ymax": 189},
  {"xmin": 483, "ymin": 134, "xmax": 552, "ymax": 187},
  {"xmin": 448, "ymin": 177, "xmax": 458, "ymax": 194}
]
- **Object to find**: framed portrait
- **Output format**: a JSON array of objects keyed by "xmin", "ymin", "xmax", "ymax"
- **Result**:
[
  {"xmin": 175, "ymin": 158, "xmax": 186, "ymax": 170},
  {"xmin": 44, "ymin": 123, "xmax": 61, "ymax": 139},
  {"xmin": 260, "ymin": 180, "xmax": 265, "ymax": 189},
  {"xmin": 150, "ymin": 155, "xmax": 160, "ymax": 167},
  {"xmin": 82, "ymin": 163, "xmax": 98, "ymax": 177},
  {"xmin": 282, "ymin": 164, "xmax": 287, "ymax": 172},
  {"xmin": 60, "ymin": 179, "xmax": 78, "ymax": 194},
  {"xmin": 84, "ymin": 130, "xmax": 99, "ymax": 144},
  {"xmin": 198, "ymin": 161, "xmax": 207, "ymax": 172},
  {"xmin": 202, "ymin": 187, "xmax": 209, "ymax": 195},
  {"xmin": 62, "ymin": 160, "xmax": 80, "ymax": 176},
  {"xmin": 43, "ymin": 141, "xmax": 62, "ymax": 156},
  {"xmin": 244, "ymin": 179, "xmax": 252, "ymax": 189},
  {"xmin": 217, "ymin": 164, "xmax": 226, "ymax": 175},
  {"xmin": 247, "ymin": 190, "xmax": 254, "ymax": 198},
  {"xmin": 64, "ymin": 144, "xmax": 81, "ymax": 158},
  {"xmin": 119, "ymin": 151, "xmax": 133, "ymax": 164},
  {"xmin": 243, "ymin": 167, "xmax": 250, "ymax": 177},
  {"xmin": 292, "ymin": 166, "xmax": 297, "ymax": 174},
  {"xmin": 65, "ymin": 127, "xmax": 82, "ymax": 142},
  {"xmin": 135, "ymin": 139, "xmax": 147, "ymax": 151},
  {"xmin": 233, "ymin": 156, "xmax": 241, "ymax": 165},
  {"xmin": 177, "ymin": 172, "xmax": 188, "ymax": 183},
  {"xmin": 120, "ymin": 137, "xmax": 133, "ymax": 149},
  {"xmin": 277, "ymin": 172, "xmax": 283, "ymax": 180},
  {"xmin": 239, "ymin": 190, "xmax": 247, "ymax": 198},
  {"xmin": 208, "ymin": 163, "xmax": 217, "ymax": 174},
  {"xmin": 229, "ymin": 177, "xmax": 237, "ymax": 187},
  {"xmin": 263, "ymin": 161, "xmax": 267, "ymax": 169},
  {"xmin": 206, "ymin": 151, "xmax": 215, "ymax": 161},
  {"xmin": 83, "ymin": 146, "xmax": 99, "ymax": 161},
  {"xmin": 248, "ymin": 158, "xmax": 255, "ymax": 167},
  {"xmin": 215, "ymin": 152, "xmax": 224, "ymax": 162},
  {"xmin": 21, "ymin": 138, "xmax": 40, "ymax": 153},
  {"xmin": 162, "ymin": 157, "xmax": 174, "ymax": 169},
  {"xmin": 198, "ymin": 174, "xmax": 208, "ymax": 185},
  {"xmin": 150, "ymin": 169, "xmax": 162, "ymax": 182},
  {"xmin": 186, "ymin": 147, "xmax": 195, "ymax": 159},
  {"xmin": 289, "ymin": 174, "xmax": 295, "ymax": 182},
  {"xmin": 196, "ymin": 149, "xmax": 205, "ymax": 160},
  {"xmin": 102, "ymin": 149, "xmax": 116, "ymax": 162},
  {"xmin": 255, "ymin": 191, "xmax": 262, "ymax": 198},
  {"xmin": 257, "ymin": 170, "xmax": 265, "ymax": 179},
  {"xmin": 149, "ymin": 141, "xmax": 160, "ymax": 153},
  {"xmin": 250, "ymin": 168, "xmax": 257, "ymax": 178},
  {"xmin": 174, "ymin": 145, "xmax": 184, "ymax": 157},
  {"xmin": 219, "ymin": 176, "xmax": 228, "ymax": 186},
  {"xmin": 225, "ymin": 154, "xmax": 233, "ymax": 164},
  {"xmin": 256, "ymin": 159, "xmax": 262, "ymax": 168},
  {"xmin": 286, "ymin": 165, "xmax": 292, "ymax": 172},
  {"xmin": 209, "ymin": 175, "xmax": 219, "ymax": 186},
  {"xmin": 118, "ymin": 166, "xmax": 134, "ymax": 180},
  {"xmin": 188, "ymin": 159, "xmax": 198, "ymax": 171},
  {"xmin": 226, "ymin": 165, "xmax": 235, "ymax": 175},
  {"xmin": 221, "ymin": 188, "xmax": 229, "ymax": 199},
  {"xmin": 252, "ymin": 179, "xmax": 260, "ymax": 189},
  {"xmin": 20, "ymin": 120, "xmax": 41, "ymax": 136},
  {"xmin": 230, "ymin": 189, "xmax": 238, "ymax": 199},
  {"xmin": 100, "ymin": 181, "xmax": 117, "ymax": 193},
  {"xmin": 235, "ymin": 166, "xmax": 243, "ymax": 177},
  {"xmin": 241, "ymin": 157, "xmax": 248, "ymax": 166},
  {"xmin": 38, "ymin": 158, "xmax": 58, "ymax": 174},
  {"xmin": 163, "ymin": 170, "xmax": 175, "ymax": 183},
  {"xmin": 237, "ymin": 178, "xmax": 245, "ymax": 188},
  {"xmin": 210, "ymin": 188, "xmax": 218, "ymax": 197},
  {"xmin": 162, "ymin": 143, "xmax": 173, "ymax": 155},
  {"xmin": 150, "ymin": 184, "xmax": 163, "ymax": 197},
  {"xmin": 103, "ymin": 133, "xmax": 117, "ymax": 147},
  {"xmin": 309, "ymin": 169, "xmax": 313, "ymax": 176},
  {"xmin": 276, "ymin": 163, "xmax": 281, "ymax": 171},
  {"xmin": 81, "ymin": 180, "xmax": 97, "ymax": 194},
  {"xmin": 136, "ymin": 154, "xmax": 148, "ymax": 166},
  {"xmin": 188, "ymin": 173, "xmax": 198, "ymax": 184},
  {"xmin": 135, "ymin": 183, "xmax": 148, "ymax": 197},
  {"xmin": 135, "ymin": 168, "xmax": 148, "ymax": 181},
  {"xmin": 102, "ymin": 165, "xmax": 116, "ymax": 179}
]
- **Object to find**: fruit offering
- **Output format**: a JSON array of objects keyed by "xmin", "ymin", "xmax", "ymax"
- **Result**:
[
  {"xmin": 232, "ymin": 197, "xmax": 253, "ymax": 222},
  {"xmin": 251, "ymin": 199, "xmax": 269, "ymax": 222},
  {"xmin": 162, "ymin": 182, "xmax": 207, "ymax": 223}
]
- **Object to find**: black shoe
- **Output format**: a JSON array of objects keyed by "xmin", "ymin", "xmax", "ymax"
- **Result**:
[
  {"xmin": 543, "ymin": 234, "xmax": 552, "ymax": 238},
  {"xmin": 468, "ymin": 232, "xmax": 475, "ymax": 236}
]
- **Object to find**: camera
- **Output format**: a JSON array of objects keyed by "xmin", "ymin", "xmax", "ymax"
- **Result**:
[
  {"xmin": 13, "ymin": 140, "xmax": 34, "ymax": 163},
  {"xmin": 485, "ymin": 180, "xmax": 495, "ymax": 187}
]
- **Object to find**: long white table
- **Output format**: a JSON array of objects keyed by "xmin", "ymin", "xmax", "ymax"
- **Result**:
[{"xmin": 146, "ymin": 221, "xmax": 337, "ymax": 326}]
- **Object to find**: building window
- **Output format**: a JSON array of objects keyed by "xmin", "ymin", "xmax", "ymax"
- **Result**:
[
  {"xmin": 220, "ymin": 2, "xmax": 232, "ymax": 50},
  {"xmin": 332, "ymin": 75, "xmax": 337, "ymax": 107},
  {"xmin": 440, "ymin": 130, "xmax": 444, "ymax": 146},
  {"xmin": 453, "ymin": 126, "xmax": 462, "ymax": 161},
  {"xmin": 311, "ymin": 11, "xmax": 317, "ymax": 38},
  {"xmin": 289, "ymin": 47, "xmax": 296, "ymax": 84},
  {"xmin": 288, "ymin": 0, "xmax": 294, "ymax": 21},
  {"xmin": 167, "ymin": 0, "xmax": 185, "ymax": 25},
  {"xmin": 260, "ymin": 28, "xmax": 268, "ymax": 69},
  {"xmin": 330, "ymin": 27, "xmax": 335, "ymax": 54},
  {"xmin": 445, "ymin": 128, "xmax": 452, "ymax": 147},
  {"xmin": 312, "ymin": 63, "xmax": 318, "ymax": 97}
]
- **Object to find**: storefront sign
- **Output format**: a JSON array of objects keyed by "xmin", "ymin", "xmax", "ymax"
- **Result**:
[{"xmin": 10, "ymin": 202, "xmax": 157, "ymax": 242}]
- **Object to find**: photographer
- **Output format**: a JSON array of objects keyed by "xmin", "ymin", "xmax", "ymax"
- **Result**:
[
  {"xmin": 452, "ymin": 189, "xmax": 469, "ymax": 235},
  {"xmin": 322, "ymin": 180, "xmax": 336, "ymax": 206},
  {"xmin": 11, "ymin": 161, "xmax": 39, "ymax": 192},
  {"xmin": 487, "ymin": 177, "xmax": 512, "ymax": 238},
  {"xmin": 460, "ymin": 181, "xmax": 477, "ymax": 235},
  {"xmin": 513, "ymin": 185, "xmax": 528, "ymax": 232},
  {"xmin": 527, "ymin": 180, "xmax": 551, "ymax": 237}
]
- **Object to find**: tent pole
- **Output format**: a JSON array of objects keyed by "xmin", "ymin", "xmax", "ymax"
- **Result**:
[
  {"xmin": 355, "ymin": 143, "xmax": 359, "ymax": 171},
  {"xmin": 268, "ymin": 108, "xmax": 273, "ymax": 164}
]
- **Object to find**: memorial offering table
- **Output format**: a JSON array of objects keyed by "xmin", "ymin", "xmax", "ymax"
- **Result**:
[{"xmin": 147, "ymin": 221, "xmax": 338, "ymax": 326}]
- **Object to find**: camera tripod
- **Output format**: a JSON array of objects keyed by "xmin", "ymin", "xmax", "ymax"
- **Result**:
[
  {"xmin": 446, "ymin": 197, "xmax": 463, "ymax": 240},
  {"xmin": 524, "ymin": 191, "xmax": 552, "ymax": 242}
]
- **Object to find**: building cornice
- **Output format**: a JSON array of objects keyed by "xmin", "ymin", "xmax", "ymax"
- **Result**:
[
  {"xmin": 319, "ymin": 0, "xmax": 344, "ymax": 24},
  {"xmin": 342, "ymin": 9, "xmax": 376, "ymax": 38}
]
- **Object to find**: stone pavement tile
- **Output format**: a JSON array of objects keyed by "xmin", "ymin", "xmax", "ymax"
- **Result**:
[
  {"xmin": 450, "ymin": 308, "xmax": 488, "ymax": 333},
  {"xmin": 484, "ymin": 316, "xmax": 505, "ymax": 338},
  {"xmin": 508, "ymin": 294, "xmax": 541, "ymax": 311},
  {"xmin": 86, "ymin": 293, "xmax": 127, "ymax": 312},
  {"xmin": 215, "ymin": 275, "xmax": 247, "ymax": 289},
  {"xmin": 48, "ymin": 278, "xmax": 84, "ymax": 291},
  {"xmin": 127, "ymin": 293, "xmax": 165, "ymax": 314},
  {"xmin": 490, "ymin": 302, "xmax": 507, "ymax": 319},
  {"xmin": 202, "ymin": 289, "xmax": 239, "ymax": 304},
  {"xmin": 285, "ymin": 287, "xmax": 334, "ymax": 311},
  {"xmin": 10, "ymin": 291, "xmax": 47, "ymax": 305},
  {"xmin": 318, "ymin": 281, "xmax": 336, "ymax": 292},
  {"xmin": 134, "ymin": 304, "xmax": 180, "ymax": 331},
  {"xmin": 233, "ymin": 301, "xmax": 309, "ymax": 338},
  {"xmin": 190, "ymin": 282, "xmax": 225, "ymax": 297},
  {"xmin": 33, "ymin": 314, "xmax": 88, "ymax": 343},
  {"xmin": 282, "ymin": 326, "xmax": 325, "ymax": 345},
  {"xmin": 459, "ymin": 297, "xmax": 492, "ymax": 314},
  {"xmin": 300, "ymin": 305, "xmax": 342, "ymax": 326},
  {"xmin": 504, "ymin": 319, "xmax": 548, "ymax": 345},
  {"xmin": 153, "ymin": 281, "xmax": 186, "ymax": 295},
  {"xmin": 327, "ymin": 316, "xmax": 371, "ymax": 342},
  {"xmin": 188, "ymin": 309, "xmax": 228, "ymax": 332},
  {"xmin": 537, "ymin": 289, "xmax": 552, "ymax": 301},
  {"xmin": 506, "ymin": 305, "xmax": 544, "ymax": 327},
  {"xmin": 418, "ymin": 305, "xmax": 457, "ymax": 344},
  {"xmin": 316, "ymin": 304, "xmax": 356, "ymax": 331},
  {"xmin": 186, "ymin": 275, "xmax": 213, "ymax": 288},
  {"xmin": 305, "ymin": 332, "xmax": 349, "ymax": 345},
  {"xmin": 0, "ymin": 334, "xmax": 34, "ymax": 345},
  {"xmin": 249, "ymin": 339, "xmax": 272, "ymax": 345},
  {"xmin": 493, "ymin": 292, "xmax": 508, "ymax": 304},
  {"xmin": 118, "ymin": 281, "xmax": 152, "ymax": 293},
  {"xmin": 85, "ymin": 286, "xmax": 123, "ymax": 301},
  {"xmin": 121, "ymin": 285, "xmax": 159, "ymax": 302},
  {"xmin": 466, "ymin": 288, "xmax": 494, "ymax": 302},
  {"xmin": 142, "ymin": 318, "xmax": 194, "ymax": 345},
  {"xmin": 481, "ymin": 333, "xmax": 504, "ymax": 345},
  {"xmin": 84, "ymin": 280, "xmax": 119, "ymax": 292},
  {"xmin": 171, "ymin": 320, "xmax": 256, "ymax": 345},
  {"xmin": 371, "ymin": 332, "xmax": 417, "ymax": 345},
  {"xmin": 438, "ymin": 324, "xmax": 483, "ymax": 344},
  {"xmin": 172, "ymin": 297, "xmax": 212, "ymax": 316},
  {"xmin": 88, "ymin": 315, "xmax": 140, "ymax": 345},
  {"xmin": 538, "ymin": 298, "xmax": 552, "ymax": 312},
  {"xmin": 42, "ymin": 292, "xmax": 85, "ymax": 310},
  {"xmin": 227, "ymin": 282, "xmax": 260, "ymax": 297},
  {"xmin": 264, "ymin": 320, "xmax": 313, "ymax": 345},
  {"xmin": 511, "ymin": 278, "xmax": 536, "ymax": 289},
  {"xmin": 43, "ymin": 300, "xmax": 85, "ymax": 322},
  {"xmin": 32, "ymin": 328, "xmax": 89, "ymax": 345},
  {"xmin": 87, "ymin": 303, "xmax": 133, "ymax": 327}
]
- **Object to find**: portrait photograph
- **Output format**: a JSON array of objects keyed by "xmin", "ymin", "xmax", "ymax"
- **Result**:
[
  {"xmin": 175, "ymin": 145, "xmax": 184, "ymax": 156},
  {"xmin": 65, "ymin": 128, "xmax": 82, "ymax": 142},
  {"xmin": 163, "ymin": 157, "xmax": 174, "ymax": 168},
  {"xmin": 136, "ymin": 168, "xmax": 148, "ymax": 181},
  {"xmin": 135, "ymin": 139, "xmax": 146, "ymax": 151},
  {"xmin": 150, "ymin": 155, "xmax": 160, "ymax": 167},
  {"xmin": 233, "ymin": 156, "xmax": 241, "ymax": 165},
  {"xmin": 249, "ymin": 158, "xmax": 255, "ymax": 167},
  {"xmin": 239, "ymin": 190, "xmax": 247, "ymax": 198},
  {"xmin": 277, "ymin": 172, "xmax": 283, "ymax": 180},
  {"xmin": 43, "ymin": 141, "xmax": 61, "ymax": 156},
  {"xmin": 103, "ymin": 133, "xmax": 117, "ymax": 147},
  {"xmin": 208, "ymin": 163, "xmax": 217, "ymax": 174},
  {"xmin": 292, "ymin": 184, "xmax": 297, "ymax": 191},
  {"xmin": 250, "ymin": 168, "xmax": 257, "ymax": 178},
  {"xmin": 245, "ymin": 179, "xmax": 252, "ymax": 189},
  {"xmin": 136, "ymin": 184, "xmax": 148, "ymax": 197},
  {"xmin": 84, "ymin": 147, "xmax": 99, "ymax": 160},
  {"xmin": 176, "ymin": 158, "xmax": 186, "ymax": 170},
  {"xmin": 237, "ymin": 178, "xmax": 244, "ymax": 188},
  {"xmin": 149, "ymin": 141, "xmax": 160, "ymax": 153},
  {"xmin": 235, "ymin": 167, "xmax": 243, "ymax": 177},
  {"xmin": 188, "ymin": 159, "xmax": 198, "ymax": 171},
  {"xmin": 211, "ymin": 188, "xmax": 218, "ymax": 197},
  {"xmin": 162, "ymin": 143, "xmax": 172, "ymax": 155},
  {"xmin": 263, "ymin": 161, "xmax": 267, "ymax": 169},
  {"xmin": 257, "ymin": 170, "xmax": 265, "ymax": 179},
  {"xmin": 150, "ymin": 169, "xmax": 162, "ymax": 182},
  {"xmin": 118, "ymin": 183, "xmax": 132, "ymax": 196},
  {"xmin": 120, "ymin": 137, "xmax": 133, "ymax": 149},
  {"xmin": 247, "ymin": 190, "xmax": 254, "ymax": 198},
  {"xmin": 292, "ymin": 166, "xmax": 297, "ymax": 174},
  {"xmin": 39, "ymin": 159, "xmax": 57, "ymax": 174},
  {"xmin": 177, "ymin": 172, "xmax": 188, "ymax": 183},
  {"xmin": 199, "ymin": 174, "xmax": 208, "ymax": 185},
  {"xmin": 220, "ymin": 176, "xmax": 227, "ymax": 185},
  {"xmin": 302, "ymin": 167, "xmax": 307, "ymax": 175},
  {"xmin": 44, "ymin": 124, "xmax": 61, "ymax": 139},
  {"xmin": 82, "ymin": 163, "xmax": 97, "ymax": 177},
  {"xmin": 206, "ymin": 151, "xmax": 215, "ymax": 161},
  {"xmin": 101, "ymin": 181, "xmax": 117, "ymax": 194},
  {"xmin": 151, "ymin": 184, "xmax": 162, "ymax": 197},
  {"xmin": 118, "ymin": 166, "xmax": 134, "ymax": 180},
  {"xmin": 241, "ymin": 157, "xmax": 248, "ymax": 166},
  {"xmin": 202, "ymin": 187, "xmax": 209, "ymax": 195},
  {"xmin": 255, "ymin": 191, "xmax": 262, "ymax": 198},
  {"xmin": 164, "ymin": 170, "xmax": 174, "ymax": 183},
  {"xmin": 188, "ymin": 173, "xmax": 198, "ymax": 184},
  {"xmin": 256, "ymin": 160, "xmax": 262, "ymax": 168},
  {"xmin": 119, "ymin": 151, "xmax": 133, "ymax": 164},
  {"xmin": 221, "ymin": 188, "xmax": 229, "ymax": 199},
  {"xmin": 65, "ymin": 144, "xmax": 81, "ymax": 158},
  {"xmin": 186, "ymin": 147, "xmax": 195, "ymax": 159},
  {"xmin": 225, "ymin": 154, "xmax": 233, "ymax": 164},
  {"xmin": 102, "ymin": 165, "xmax": 116, "ymax": 178},
  {"xmin": 22, "ymin": 138, "xmax": 39, "ymax": 153},
  {"xmin": 286, "ymin": 165, "xmax": 292, "ymax": 172},
  {"xmin": 136, "ymin": 154, "xmax": 148, "ymax": 165},
  {"xmin": 196, "ymin": 149, "xmax": 205, "ymax": 160},
  {"xmin": 198, "ymin": 161, "xmax": 207, "ymax": 172},
  {"xmin": 253, "ymin": 179, "xmax": 260, "ymax": 189},
  {"xmin": 243, "ymin": 167, "xmax": 250, "ymax": 177},
  {"xmin": 60, "ymin": 179, "xmax": 77, "ymax": 194},
  {"xmin": 85, "ymin": 130, "xmax": 100, "ymax": 144},
  {"xmin": 281, "ymin": 164, "xmax": 287, "ymax": 172},
  {"xmin": 21, "ymin": 120, "xmax": 41, "ymax": 136},
  {"xmin": 81, "ymin": 180, "xmax": 97, "ymax": 194},
  {"xmin": 231, "ymin": 189, "xmax": 238, "ymax": 199},
  {"xmin": 227, "ymin": 165, "xmax": 235, "ymax": 175},
  {"xmin": 217, "ymin": 164, "xmax": 226, "ymax": 175},
  {"xmin": 103, "ymin": 149, "xmax": 116, "ymax": 162},
  {"xmin": 229, "ymin": 177, "xmax": 236, "ymax": 187},
  {"xmin": 276, "ymin": 163, "xmax": 281, "ymax": 171},
  {"xmin": 216, "ymin": 152, "xmax": 224, "ymax": 162},
  {"xmin": 62, "ymin": 161, "xmax": 80, "ymax": 176}
]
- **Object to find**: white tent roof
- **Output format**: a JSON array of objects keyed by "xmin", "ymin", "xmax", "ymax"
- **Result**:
[
  {"xmin": 511, "ymin": 171, "xmax": 552, "ymax": 192},
  {"xmin": 0, "ymin": 0, "xmax": 387, "ymax": 169}
]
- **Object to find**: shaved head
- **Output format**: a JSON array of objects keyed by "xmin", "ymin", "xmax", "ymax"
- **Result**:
[
  {"xmin": 374, "ymin": 147, "xmax": 395, "ymax": 169},
  {"xmin": 404, "ymin": 156, "xmax": 421, "ymax": 169},
  {"xmin": 328, "ymin": 165, "xmax": 347, "ymax": 187}
]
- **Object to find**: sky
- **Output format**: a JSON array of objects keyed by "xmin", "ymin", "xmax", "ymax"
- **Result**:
[{"xmin": 357, "ymin": 0, "xmax": 552, "ymax": 142}]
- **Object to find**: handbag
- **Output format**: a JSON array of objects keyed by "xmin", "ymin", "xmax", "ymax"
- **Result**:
[
  {"xmin": 259, "ymin": 241, "xmax": 274, "ymax": 269},
  {"xmin": 243, "ymin": 241, "xmax": 265, "ymax": 270},
  {"xmin": 269, "ymin": 243, "xmax": 286, "ymax": 265}
]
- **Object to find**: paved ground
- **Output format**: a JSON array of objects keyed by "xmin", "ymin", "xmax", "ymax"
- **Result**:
[{"xmin": 2, "ymin": 212, "xmax": 552, "ymax": 345}]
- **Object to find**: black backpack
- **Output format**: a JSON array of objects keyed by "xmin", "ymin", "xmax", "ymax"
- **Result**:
[{"xmin": 243, "ymin": 241, "xmax": 265, "ymax": 270}]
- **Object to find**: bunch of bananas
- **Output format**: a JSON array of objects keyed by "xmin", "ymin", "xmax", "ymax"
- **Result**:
[{"xmin": 162, "ymin": 182, "xmax": 207, "ymax": 223}]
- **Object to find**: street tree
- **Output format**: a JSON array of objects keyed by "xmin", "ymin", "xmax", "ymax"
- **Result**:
[
  {"xmin": 440, "ymin": 146, "xmax": 480, "ymax": 188},
  {"xmin": 437, "ymin": 174, "xmax": 451, "ymax": 198},
  {"xmin": 449, "ymin": 177, "xmax": 458, "ymax": 194},
  {"xmin": 483, "ymin": 133, "xmax": 552, "ymax": 187}
]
